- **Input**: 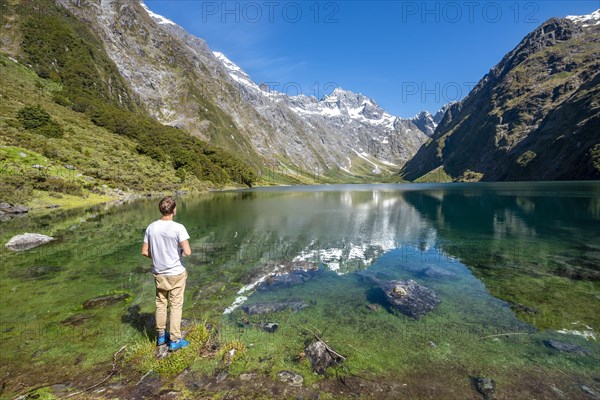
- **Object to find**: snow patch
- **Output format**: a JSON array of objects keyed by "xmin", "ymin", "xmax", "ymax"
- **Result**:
[
  {"xmin": 140, "ymin": 2, "xmax": 176, "ymax": 25},
  {"xmin": 566, "ymin": 9, "xmax": 600, "ymax": 27}
]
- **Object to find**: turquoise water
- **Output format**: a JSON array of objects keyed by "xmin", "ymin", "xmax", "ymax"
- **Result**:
[{"xmin": 1, "ymin": 182, "xmax": 599, "ymax": 393}]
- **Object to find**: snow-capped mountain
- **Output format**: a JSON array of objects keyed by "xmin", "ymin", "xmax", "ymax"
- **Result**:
[
  {"xmin": 410, "ymin": 104, "xmax": 453, "ymax": 137},
  {"xmin": 566, "ymin": 9, "xmax": 600, "ymax": 28},
  {"xmin": 213, "ymin": 51, "xmax": 428, "ymax": 172},
  {"xmin": 58, "ymin": 0, "xmax": 429, "ymax": 177}
]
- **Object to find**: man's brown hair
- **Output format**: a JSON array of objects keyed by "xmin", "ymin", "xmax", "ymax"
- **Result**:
[{"xmin": 159, "ymin": 196, "xmax": 176, "ymax": 216}]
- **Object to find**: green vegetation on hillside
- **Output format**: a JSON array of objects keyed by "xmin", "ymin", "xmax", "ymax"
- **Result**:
[{"xmin": 3, "ymin": 0, "xmax": 257, "ymax": 203}]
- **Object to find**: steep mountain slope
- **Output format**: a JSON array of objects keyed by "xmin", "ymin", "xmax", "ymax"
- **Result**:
[
  {"xmin": 53, "ymin": 0, "xmax": 428, "ymax": 179},
  {"xmin": 0, "ymin": 0, "xmax": 257, "ymax": 200},
  {"xmin": 213, "ymin": 52, "xmax": 428, "ymax": 175},
  {"xmin": 402, "ymin": 11, "xmax": 600, "ymax": 181}
]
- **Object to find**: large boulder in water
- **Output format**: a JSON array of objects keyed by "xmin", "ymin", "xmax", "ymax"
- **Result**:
[
  {"xmin": 381, "ymin": 279, "xmax": 441, "ymax": 319},
  {"xmin": 5, "ymin": 233, "xmax": 54, "ymax": 251}
]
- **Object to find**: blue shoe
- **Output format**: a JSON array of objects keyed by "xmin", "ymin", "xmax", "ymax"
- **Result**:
[
  {"xmin": 168, "ymin": 338, "xmax": 189, "ymax": 352},
  {"xmin": 157, "ymin": 331, "xmax": 170, "ymax": 346}
]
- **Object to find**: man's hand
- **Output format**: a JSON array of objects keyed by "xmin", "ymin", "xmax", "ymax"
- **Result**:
[
  {"xmin": 180, "ymin": 240, "xmax": 192, "ymax": 257},
  {"xmin": 142, "ymin": 242, "xmax": 150, "ymax": 258}
]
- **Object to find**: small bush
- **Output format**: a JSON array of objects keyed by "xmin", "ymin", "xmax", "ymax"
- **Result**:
[
  {"xmin": 0, "ymin": 173, "xmax": 34, "ymax": 204},
  {"xmin": 17, "ymin": 105, "xmax": 51, "ymax": 130},
  {"xmin": 34, "ymin": 176, "xmax": 83, "ymax": 196},
  {"xmin": 17, "ymin": 105, "xmax": 64, "ymax": 138}
]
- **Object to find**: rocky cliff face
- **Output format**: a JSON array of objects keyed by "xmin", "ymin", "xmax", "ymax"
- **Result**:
[
  {"xmin": 410, "ymin": 105, "xmax": 453, "ymax": 137},
  {"xmin": 402, "ymin": 11, "xmax": 600, "ymax": 181},
  {"xmin": 215, "ymin": 50, "xmax": 428, "ymax": 173},
  {"xmin": 55, "ymin": 0, "xmax": 428, "ymax": 177}
]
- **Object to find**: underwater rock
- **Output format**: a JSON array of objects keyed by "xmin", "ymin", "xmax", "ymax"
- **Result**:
[
  {"xmin": 579, "ymin": 384, "xmax": 600, "ymax": 399},
  {"xmin": 543, "ymin": 339, "xmax": 591, "ymax": 355},
  {"xmin": 61, "ymin": 313, "xmax": 92, "ymax": 326},
  {"xmin": 506, "ymin": 301, "xmax": 538, "ymax": 315},
  {"xmin": 381, "ymin": 279, "xmax": 441, "ymax": 319},
  {"xmin": 422, "ymin": 267, "xmax": 457, "ymax": 279},
  {"xmin": 367, "ymin": 303, "xmax": 381, "ymax": 312},
  {"xmin": 305, "ymin": 341, "xmax": 344, "ymax": 374},
  {"xmin": 256, "ymin": 322, "xmax": 279, "ymax": 333},
  {"xmin": 278, "ymin": 371, "xmax": 304, "ymax": 387},
  {"xmin": 26, "ymin": 265, "xmax": 62, "ymax": 278},
  {"xmin": 257, "ymin": 265, "xmax": 321, "ymax": 291},
  {"xmin": 83, "ymin": 293, "xmax": 131, "ymax": 309},
  {"xmin": 242, "ymin": 301, "xmax": 309, "ymax": 315},
  {"xmin": 5, "ymin": 233, "xmax": 54, "ymax": 251},
  {"xmin": 474, "ymin": 377, "xmax": 496, "ymax": 399}
]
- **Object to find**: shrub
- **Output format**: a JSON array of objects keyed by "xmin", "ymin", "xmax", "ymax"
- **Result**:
[
  {"xmin": 17, "ymin": 105, "xmax": 64, "ymax": 138},
  {"xmin": 17, "ymin": 105, "xmax": 51, "ymax": 130}
]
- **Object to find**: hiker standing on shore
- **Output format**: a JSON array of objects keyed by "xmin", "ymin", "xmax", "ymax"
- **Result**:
[{"xmin": 142, "ymin": 196, "xmax": 192, "ymax": 351}]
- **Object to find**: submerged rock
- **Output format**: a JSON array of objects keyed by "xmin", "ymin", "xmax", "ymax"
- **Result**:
[
  {"xmin": 256, "ymin": 322, "xmax": 279, "ymax": 333},
  {"xmin": 257, "ymin": 263, "xmax": 321, "ymax": 291},
  {"xmin": 305, "ymin": 340, "xmax": 344, "ymax": 374},
  {"xmin": 579, "ymin": 384, "xmax": 600, "ymax": 399},
  {"xmin": 507, "ymin": 300, "xmax": 538, "ymax": 315},
  {"xmin": 83, "ymin": 293, "xmax": 131, "ymax": 309},
  {"xmin": 61, "ymin": 313, "xmax": 93, "ymax": 326},
  {"xmin": 543, "ymin": 339, "xmax": 591, "ymax": 355},
  {"xmin": 26, "ymin": 265, "xmax": 62, "ymax": 278},
  {"xmin": 367, "ymin": 303, "xmax": 381, "ymax": 312},
  {"xmin": 422, "ymin": 267, "xmax": 457, "ymax": 279},
  {"xmin": 278, "ymin": 371, "xmax": 304, "ymax": 387},
  {"xmin": 474, "ymin": 377, "xmax": 496, "ymax": 399},
  {"xmin": 5, "ymin": 233, "xmax": 54, "ymax": 251},
  {"xmin": 242, "ymin": 301, "xmax": 309, "ymax": 315},
  {"xmin": 381, "ymin": 279, "xmax": 441, "ymax": 319}
]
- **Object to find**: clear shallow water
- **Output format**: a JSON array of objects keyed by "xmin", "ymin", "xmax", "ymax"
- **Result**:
[{"xmin": 1, "ymin": 182, "xmax": 599, "ymax": 389}]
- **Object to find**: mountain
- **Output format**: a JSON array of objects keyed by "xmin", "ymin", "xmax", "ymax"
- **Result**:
[
  {"xmin": 410, "ymin": 104, "xmax": 454, "ymax": 137},
  {"xmin": 402, "ymin": 11, "xmax": 600, "ymax": 181},
  {"xmin": 52, "ymin": 0, "xmax": 428, "ymax": 179},
  {"xmin": 214, "ymin": 51, "xmax": 428, "ymax": 174}
]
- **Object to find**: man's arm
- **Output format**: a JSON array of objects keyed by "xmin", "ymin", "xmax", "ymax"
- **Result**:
[
  {"xmin": 142, "ymin": 242, "xmax": 150, "ymax": 258},
  {"xmin": 180, "ymin": 240, "xmax": 191, "ymax": 257}
]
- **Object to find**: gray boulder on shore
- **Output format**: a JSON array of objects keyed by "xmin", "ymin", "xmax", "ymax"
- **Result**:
[{"xmin": 5, "ymin": 233, "xmax": 54, "ymax": 251}]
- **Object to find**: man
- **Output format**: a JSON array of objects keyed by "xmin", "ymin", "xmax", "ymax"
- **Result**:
[{"xmin": 142, "ymin": 196, "xmax": 192, "ymax": 351}]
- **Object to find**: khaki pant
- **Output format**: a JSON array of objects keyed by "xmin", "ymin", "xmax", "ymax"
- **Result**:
[{"xmin": 154, "ymin": 270, "xmax": 187, "ymax": 341}]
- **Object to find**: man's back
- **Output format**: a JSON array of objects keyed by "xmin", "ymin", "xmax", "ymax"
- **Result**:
[{"xmin": 144, "ymin": 219, "xmax": 189, "ymax": 275}]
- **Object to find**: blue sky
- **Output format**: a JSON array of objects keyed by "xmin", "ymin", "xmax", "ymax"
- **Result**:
[{"xmin": 144, "ymin": 1, "xmax": 600, "ymax": 118}]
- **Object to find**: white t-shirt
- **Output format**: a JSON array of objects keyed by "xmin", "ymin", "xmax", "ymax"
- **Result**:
[{"xmin": 143, "ymin": 220, "xmax": 190, "ymax": 275}]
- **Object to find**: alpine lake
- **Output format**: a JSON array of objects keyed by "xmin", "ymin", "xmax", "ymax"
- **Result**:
[{"xmin": 1, "ymin": 182, "xmax": 599, "ymax": 399}]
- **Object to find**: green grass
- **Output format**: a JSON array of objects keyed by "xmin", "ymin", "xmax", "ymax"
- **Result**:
[
  {"xmin": 413, "ymin": 166, "xmax": 453, "ymax": 183},
  {"xmin": 125, "ymin": 323, "xmax": 211, "ymax": 377}
]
